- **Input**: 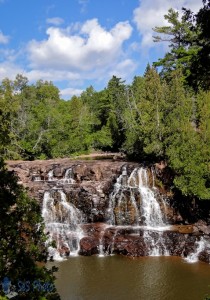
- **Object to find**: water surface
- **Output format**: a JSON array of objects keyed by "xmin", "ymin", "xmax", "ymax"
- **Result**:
[{"xmin": 49, "ymin": 255, "xmax": 210, "ymax": 300}]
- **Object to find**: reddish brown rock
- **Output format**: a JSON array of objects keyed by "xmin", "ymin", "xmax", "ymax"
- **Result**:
[
  {"xmin": 6, "ymin": 158, "xmax": 210, "ymax": 263},
  {"xmin": 79, "ymin": 237, "xmax": 99, "ymax": 256}
]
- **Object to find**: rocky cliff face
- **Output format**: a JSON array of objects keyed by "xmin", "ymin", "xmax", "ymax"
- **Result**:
[
  {"xmin": 7, "ymin": 158, "xmax": 210, "ymax": 263},
  {"xmin": 8, "ymin": 159, "xmax": 138, "ymax": 222}
]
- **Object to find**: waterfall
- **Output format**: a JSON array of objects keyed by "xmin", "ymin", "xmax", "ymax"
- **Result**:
[
  {"xmin": 137, "ymin": 168, "xmax": 164, "ymax": 228},
  {"xmin": 107, "ymin": 166, "xmax": 141, "ymax": 225},
  {"xmin": 107, "ymin": 168, "xmax": 125, "ymax": 225},
  {"xmin": 48, "ymin": 170, "xmax": 54, "ymax": 181},
  {"xmin": 109, "ymin": 228, "xmax": 120, "ymax": 255},
  {"xmin": 98, "ymin": 225, "xmax": 111, "ymax": 257},
  {"xmin": 98, "ymin": 242, "xmax": 104, "ymax": 257},
  {"xmin": 185, "ymin": 237, "xmax": 206, "ymax": 263},
  {"xmin": 62, "ymin": 168, "xmax": 75, "ymax": 184},
  {"xmin": 108, "ymin": 166, "xmax": 165, "ymax": 227},
  {"xmin": 134, "ymin": 167, "xmax": 168, "ymax": 256},
  {"xmin": 47, "ymin": 168, "xmax": 75, "ymax": 184},
  {"xmin": 108, "ymin": 166, "xmax": 169, "ymax": 256},
  {"xmin": 42, "ymin": 190, "xmax": 84, "ymax": 259},
  {"xmin": 143, "ymin": 229, "xmax": 169, "ymax": 256}
]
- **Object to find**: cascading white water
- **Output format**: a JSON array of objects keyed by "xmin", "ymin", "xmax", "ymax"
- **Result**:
[
  {"xmin": 185, "ymin": 237, "xmax": 206, "ymax": 263},
  {"xmin": 98, "ymin": 225, "xmax": 111, "ymax": 257},
  {"xmin": 109, "ymin": 228, "xmax": 120, "ymax": 255},
  {"xmin": 137, "ymin": 168, "xmax": 164, "ymax": 228},
  {"xmin": 108, "ymin": 166, "xmax": 169, "ymax": 256},
  {"xmin": 108, "ymin": 166, "xmax": 141, "ymax": 225},
  {"xmin": 48, "ymin": 170, "xmax": 55, "ymax": 181},
  {"xmin": 42, "ymin": 190, "xmax": 84, "ymax": 259},
  {"xmin": 109, "ymin": 166, "xmax": 165, "ymax": 227},
  {"xmin": 62, "ymin": 168, "xmax": 75, "ymax": 184},
  {"xmin": 107, "ymin": 168, "xmax": 125, "ymax": 225},
  {"xmin": 131, "ymin": 167, "xmax": 169, "ymax": 256}
]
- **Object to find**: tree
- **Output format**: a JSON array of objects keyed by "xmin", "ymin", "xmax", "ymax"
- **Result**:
[
  {"xmin": 8, "ymin": 78, "xmax": 61, "ymax": 160},
  {"xmin": 187, "ymin": 0, "xmax": 210, "ymax": 90},
  {"xmin": 153, "ymin": 8, "xmax": 198, "ymax": 79},
  {"xmin": 121, "ymin": 76, "xmax": 144, "ymax": 158},
  {"xmin": 123, "ymin": 66, "xmax": 166, "ymax": 160},
  {"xmin": 153, "ymin": 1, "xmax": 210, "ymax": 91},
  {"xmin": 0, "ymin": 77, "xmax": 20, "ymax": 159},
  {"xmin": 105, "ymin": 76, "xmax": 127, "ymax": 151},
  {"xmin": 140, "ymin": 66, "xmax": 166, "ymax": 158},
  {"xmin": 165, "ymin": 70, "xmax": 210, "ymax": 199},
  {"xmin": 0, "ymin": 159, "xmax": 60, "ymax": 299}
]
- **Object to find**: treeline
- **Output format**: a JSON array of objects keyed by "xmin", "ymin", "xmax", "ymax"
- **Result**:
[
  {"xmin": 0, "ymin": 0, "xmax": 209, "ymax": 202},
  {"xmin": 0, "ymin": 68, "xmax": 209, "ymax": 200}
]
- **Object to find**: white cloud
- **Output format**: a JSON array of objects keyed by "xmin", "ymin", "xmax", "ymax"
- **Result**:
[
  {"xmin": 26, "ymin": 69, "xmax": 80, "ymax": 82},
  {"xmin": 0, "ymin": 62, "xmax": 81, "ymax": 84},
  {"xmin": 46, "ymin": 17, "xmax": 64, "ymax": 26},
  {"xmin": 60, "ymin": 87, "xmax": 83, "ymax": 99},
  {"xmin": 108, "ymin": 59, "xmax": 137, "ymax": 80},
  {"xmin": 0, "ymin": 30, "xmax": 9, "ymax": 44},
  {"xmin": 0, "ymin": 62, "xmax": 23, "ymax": 79},
  {"xmin": 78, "ymin": 0, "xmax": 89, "ymax": 13},
  {"xmin": 0, "ymin": 19, "xmax": 136, "ymax": 91},
  {"xmin": 133, "ymin": 0, "xmax": 203, "ymax": 48},
  {"xmin": 27, "ymin": 19, "xmax": 133, "ymax": 72}
]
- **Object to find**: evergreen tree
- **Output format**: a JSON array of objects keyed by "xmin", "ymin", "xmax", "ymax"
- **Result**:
[
  {"xmin": 165, "ymin": 70, "xmax": 210, "ymax": 199},
  {"xmin": 187, "ymin": 0, "xmax": 210, "ymax": 90},
  {"xmin": 153, "ymin": 8, "xmax": 198, "ymax": 80},
  {"xmin": 122, "ymin": 76, "xmax": 144, "ymax": 158},
  {"xmin": 0, "ymin": 159, "xmax": 60, "ymax": 299},
  {"xmin": 139, "ymin": 66, "xmax": 166, "ymax": 158},
  {"xmin": 106, "ymin": 76, "xmax": 126, "ymax": 150},
  {"xmin": 153, "ymin": 1, "xmax": 210, "ymax": 91}
]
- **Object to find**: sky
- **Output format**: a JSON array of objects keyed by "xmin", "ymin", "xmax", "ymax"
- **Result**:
[{"xmin": 0, "ymin": 0, "xmax": 203, "ymax": 99}]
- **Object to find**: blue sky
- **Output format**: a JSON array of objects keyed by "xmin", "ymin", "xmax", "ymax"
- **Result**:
[{"xmin": 0, "ymin": 0, "xmax": 203, "ymax": 99}]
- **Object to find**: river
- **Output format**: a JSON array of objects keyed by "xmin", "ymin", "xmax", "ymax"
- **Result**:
[{"xmin": 48, "ymin": 255, "xmax": 210, "ymax": 300}]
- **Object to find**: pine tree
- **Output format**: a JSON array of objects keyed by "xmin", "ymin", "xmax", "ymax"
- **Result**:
[
  {"xmin": 165, "ymin": 70, "xmax": 210, "ymax": 199},
  {"xmin": 106, "ymin": 76, "xmax": 126, "ymax": 150}
]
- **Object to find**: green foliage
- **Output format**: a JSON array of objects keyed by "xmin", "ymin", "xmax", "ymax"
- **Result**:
[
  {"xmin": 139, "ymin": 66, "xmax": 166, "ymax": 158},
  {"xmin": 0, "ymin": 159, "xmax": 60, "ymax": 299},
  {"xmin": 105, "ymin": 76, "xmax": 127, "ymax": 150},
  {"xmin": 153, "ymin": 8, "xmax": 199, "ymax": 80},
  {"xmin": 122, "ymin": 67, "xmax": 166, "ymax": 160},
  {"xmin": 121, "ymin": 76, "xmax": 144, "ymax": 158},
  {"xmin": 187, "ymin": 0, "xmax": 210, "ymax": 90},
  {"xmin": 153, "ymin": 2, "xmax": 210, "ymax": 91},
  {"xmin": 162, "ymin": 71, "xmax": 210, "ymax": 199}
]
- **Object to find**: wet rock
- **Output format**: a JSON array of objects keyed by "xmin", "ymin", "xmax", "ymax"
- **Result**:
[
  {"xmin": 53, "ymin": 167, "xmax": 63, "ymax": 177},
  {"xmin": 79, "ymin": 237, "xmax": 99, "ymax": 256},
  {"xmin": 60, "ymin": 245, "xmax": 70, "ymax": 257},
  {"xmin": 194, "ymin": 220, "xmax": 210, "ymax": 235},
  {"xmin": 199, "ymin": 250, "xmax": 210, "ymax": 263},
  {"xmin": 6, "ymin": 158, "xmax": 210, "ymax": 263},
  {"xmin": 78, "ymin": 223, "xmax": 210, "ymax": 263},
  {"xmin": 177, "ymin": 225, "xmax": 194, "ymax": 234}
]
